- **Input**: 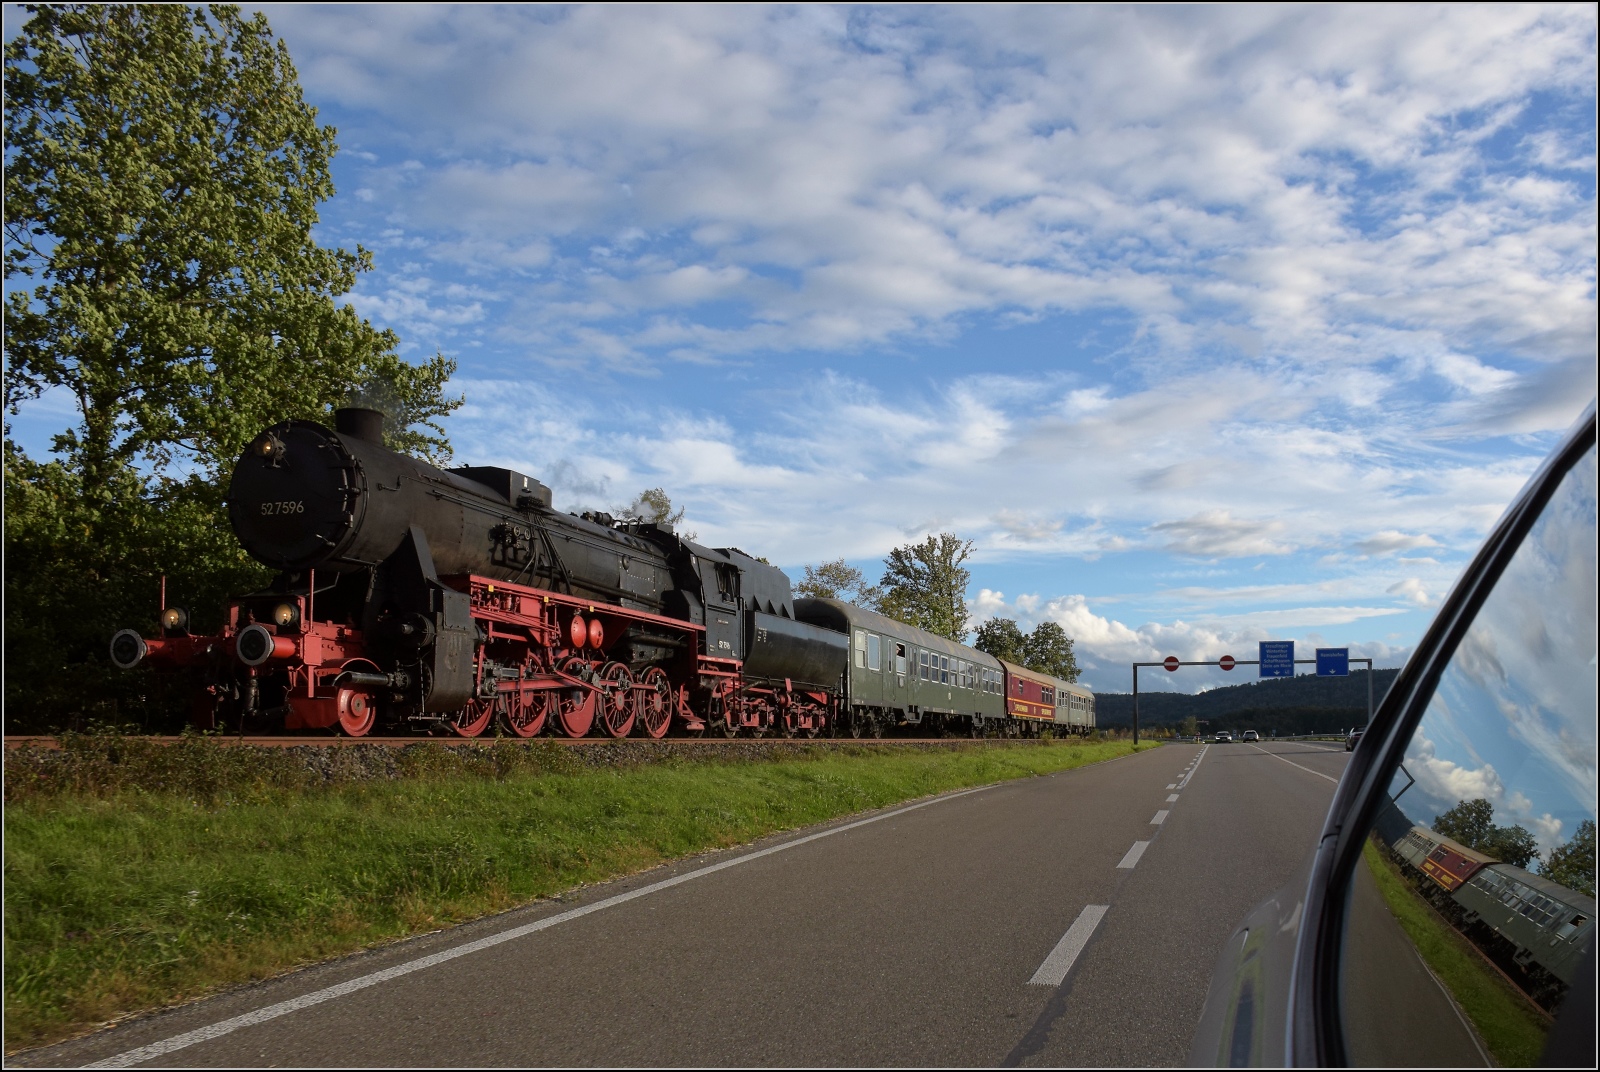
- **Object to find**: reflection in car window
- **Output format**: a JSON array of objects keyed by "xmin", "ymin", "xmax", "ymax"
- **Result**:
[{"xmin": 1342, "ymin": 444, "xmax": 1596, "ymax": 1067}]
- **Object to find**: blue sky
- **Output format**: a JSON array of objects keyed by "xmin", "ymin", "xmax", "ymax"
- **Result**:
[{"xmin": 7, "ymin": 4, "xmax": 1596, "ymax": 695}]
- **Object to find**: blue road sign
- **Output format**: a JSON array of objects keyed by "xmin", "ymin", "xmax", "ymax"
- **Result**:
[
  {"xmin": 1259, "ymin": 641, "xmax": 1294, "ymax": 678},
  {"xmin": 1316, "ymin": 648, "xmax": 1350, "ymax": 676}
]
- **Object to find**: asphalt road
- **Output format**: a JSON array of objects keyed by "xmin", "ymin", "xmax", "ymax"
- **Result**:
[{"xmin": 21, "ymin": 740, "xmax": 1361, "ymax": 1068}]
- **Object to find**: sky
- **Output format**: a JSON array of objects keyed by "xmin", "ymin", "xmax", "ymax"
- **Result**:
[{"xmin": 7, "ymin": 4, "xmax": 1597, "ymax": 695}]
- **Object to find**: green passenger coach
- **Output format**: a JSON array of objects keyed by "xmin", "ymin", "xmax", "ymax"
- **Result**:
[{"xmin": 795, "ymin": 597, "xmax": 1007, "ymax": 736}]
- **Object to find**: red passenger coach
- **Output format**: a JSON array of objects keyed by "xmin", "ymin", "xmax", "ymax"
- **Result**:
[
  {"xmin": 998, "ymin": 659, "xmax": 1058, "ymax": 723},
  {"xmin": 1420, "ymin": 837, "xmax": 1495, "ymax": 892}
]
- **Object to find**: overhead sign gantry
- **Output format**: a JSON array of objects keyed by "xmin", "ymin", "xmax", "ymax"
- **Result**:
[{"xmin": 1127, "ymin": 641, "xmax": 1375, "ymax": 744}]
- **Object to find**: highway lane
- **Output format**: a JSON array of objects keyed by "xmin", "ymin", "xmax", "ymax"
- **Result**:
[
  {"xmin": 1009, "ymin": 739, "xmax": 1351, "ymax": 1066},
  {"xmin": 20, "ymin": 741, "xmax": 1352, "ymax": 1068}
]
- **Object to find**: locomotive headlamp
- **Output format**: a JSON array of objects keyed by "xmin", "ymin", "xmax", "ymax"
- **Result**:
[
  {"xmin": 252, "ymin": 432, "xmax": 287, "ymax": 465},
  {"xmin": 160, "ymin": 606, "xmax": 190, "ymax": 635},
  {"xmin": 272, "ymin": 602, "xmax": 301, "ymax": 629},
  {"xmin": 109, "ymin": 629, "xmax": 148, "ymax": 670}
]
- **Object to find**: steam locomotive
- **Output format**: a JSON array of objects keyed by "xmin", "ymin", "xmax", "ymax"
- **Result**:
[{"xmin": 111, "ymin": 408, "xmax": 1094, "ymax": 739}]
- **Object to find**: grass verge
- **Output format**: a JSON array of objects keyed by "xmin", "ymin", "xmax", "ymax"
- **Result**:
[
  {"xmin": 1362, "ymin": 839, "xmax": 1549, "ymax": 1065},
  {"xmin": 5, "ymin": 738, "xmax": 1152, "ymax": 1051}
]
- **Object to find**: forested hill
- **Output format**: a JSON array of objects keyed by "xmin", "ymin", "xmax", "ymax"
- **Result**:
[{"xmin": 1094, "ymin": 668, "xmax": 1400, "ymax": 728}]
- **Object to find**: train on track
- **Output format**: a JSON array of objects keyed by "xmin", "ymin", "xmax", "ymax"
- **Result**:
[
  {"xmin": 1374, "ymin": 802, "xmax": 1594, "ymax": 1011},
  {"xmin": 111, "ymin": 408, "xmax": 1096, "ymax": 741}
]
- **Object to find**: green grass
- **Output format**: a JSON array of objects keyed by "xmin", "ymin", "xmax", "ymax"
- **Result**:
[
  {"xmin": 1363, "ymin": 839, "xmax": 1550, "ymax": 1066},
  {"xmin": 4, "ymin": 739, "xmax": 1151, "ymax": 1051}
]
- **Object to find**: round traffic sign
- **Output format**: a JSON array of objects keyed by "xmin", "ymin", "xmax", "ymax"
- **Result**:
[
  {"xmin": 1219, "ymin": 655, "xmax": 1236, "ymax": 671},
  {"xmin": 1163, "ymin": 656, "xmax": 1180, "ymax": 672}
]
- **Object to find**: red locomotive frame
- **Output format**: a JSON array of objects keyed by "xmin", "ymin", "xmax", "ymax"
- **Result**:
[{"xmin": 137, "ymin": 573, "xmax": 835, "ymax": 739}]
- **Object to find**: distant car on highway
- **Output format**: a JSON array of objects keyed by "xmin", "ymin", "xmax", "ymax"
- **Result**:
[
  {"xmin": 1344, "ymin": 728, "xmax": 1363, "ymax": 752},
  {"xmin": 1192, "ymin": 401, "xmax": 1595, "ymax": 1066},
  {"xmin": 1242, "ymin": 730, "xmax": 1259, "ymax": 742},
  {"xmin": 1214, "ymin": 730, "xmax": 1232, "ymax": 742}
]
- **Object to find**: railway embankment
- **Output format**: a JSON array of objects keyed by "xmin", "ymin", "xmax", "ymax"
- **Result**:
[{"xmin": 4, "ymin": 735, "xmax": 1154, "ymax": 1052}]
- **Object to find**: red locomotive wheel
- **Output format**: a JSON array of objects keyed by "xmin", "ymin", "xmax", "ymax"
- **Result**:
[
  {"xmin": 554, "ymin": 657, "xmax": 596, "ymax": 738},
  {"xmin": 638, "ymin": 668, "xmax": 672, "ymax": 739},
  {"xmin": 451, "ymin": 697, "xmax": 495, "ymax": 738},
  {"xmin": 596, "ymin": 662, "xmax": 635, "ymax": 738},
  {"xmin": 338, "ymin": 688, "xmax": 377, "ymax": 737},
  {"xmin": 500, "ymin": 686, "xmax": 549, "ymax": 738}
]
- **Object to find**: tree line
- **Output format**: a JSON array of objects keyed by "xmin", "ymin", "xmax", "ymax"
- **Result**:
[{"xmin": 797, "ymin": 537, "xmax": 1080, "ymax": 682}]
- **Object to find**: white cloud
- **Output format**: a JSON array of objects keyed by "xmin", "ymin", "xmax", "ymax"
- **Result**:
[
  {"xmin": 1387, "ymin": 578, "xmax": 1438, "ymax": 608},
  {"xmin": 267, "ymin": 4, "xmax": 1594, "ymax": 424},
  {"xmin": 1357, "ymin": 531, "xmax": 1441, "ymax": 556},
  {"xmin": 1149, "ymin": 510, "xmax": 1293, "ymax": 558}
]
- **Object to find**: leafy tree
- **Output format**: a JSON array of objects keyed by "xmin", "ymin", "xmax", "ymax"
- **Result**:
[
  {"xmin": 3, "ymin": 4, "xmax": 460, "ymax": 731},
  {"xmin": 621, "ymin": 488, "xmax": 684, "ymax": 526},
  {"xmin": 1541, "ymin": 820, "xmax": 1595, "ymax": 897},
  {"xmin": 617, "ymin": 487, "xmax": 697, "ymax": 540},
  {"xmin": 1479, "ymin": 824, "xmax": 1540, "ymax": 870},
  {"xmin": 1433, "ymin": 799, "xmax": 1539, "ymax": 869},
  {"xmin": 974, "ymin": 617, "xmax": 1027, "ymax": 663},
  {"xmin": 797, "ymin": 558, "xmax": 881, "ymax": 605},
  {"xmin": 1434, "ymin": 799, "xmax": 1495, "ymax": 849},
  {"xmin": 1023, "ymin": 620, "xmax": 1080, "ymax": 682},
  {"xmin": 875, "ymin": 533, "xmax": 974, "ymax": 642}
]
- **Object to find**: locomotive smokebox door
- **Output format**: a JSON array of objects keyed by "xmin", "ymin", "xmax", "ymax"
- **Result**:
[{"xmin": 228, "ymin": 421, "xmax": 367, "ymax": 570}]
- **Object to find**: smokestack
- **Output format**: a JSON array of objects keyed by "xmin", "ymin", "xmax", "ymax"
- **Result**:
[{"xmin": 334, "ymin": 407, "xmax": 384, "ymax": 443}]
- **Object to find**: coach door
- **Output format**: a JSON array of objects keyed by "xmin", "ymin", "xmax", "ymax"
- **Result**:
[{"xmin": 891, "ymin": 641, "xmax": 913, "ymax": 721}]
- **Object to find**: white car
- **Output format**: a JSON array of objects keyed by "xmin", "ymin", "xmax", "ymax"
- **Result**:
[
  {"xmin": 1242, "ymin": 730, "xmax": 1259, "ymax": 742},
  {"xmin": 1214, "ymin": 730, "xmax": 1232, "ymax": 742}
]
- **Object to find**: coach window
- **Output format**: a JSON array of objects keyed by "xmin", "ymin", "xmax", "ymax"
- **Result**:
[
  {"xmin": 894, "ymin": 643, "xmax": 907, "ymax": 677},
  {"xmin": 919, "ymin": 651, "xmax": 929, "ymax": 680},
  {"xmin": 854, "ymin": 630, "xmax": 866, "ymax": 669},
  {"xmin": 940, "ymin": 655, "xmax": 949, "ymax": 684},
  {"xmin": 867, "ymin": 633, "xmax": 881, "ymax": 671}
]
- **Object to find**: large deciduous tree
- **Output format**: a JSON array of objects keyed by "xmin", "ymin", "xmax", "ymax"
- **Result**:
[
  {"xmin": 973, "ymin": 617, "xmax": 1027, "ymax": 664},
  {"xmin": 3, "ymin": 4, "xmax": 459, "ymax": 731},
  {"xmin": 974, "ymin": 617, "xmax": 1081, "ymax": 681},
  {"xmin": 1433, "ymin": 799, "xmax": 1540, "ymax": 870},
  {"xmin": 1022, "ymin": 620, "xmax": 1080, "ymax": 683},
  {"xmin": 796, "ymin": 558, "xmax": 881, "ymax": 606},
  {"xmin": 1542, "ymin": 820, "xmax": 1595, "ymax": 897},
  {"xmin": 876, "ymin": 533, "xmax": 974, "ymax": 642}
]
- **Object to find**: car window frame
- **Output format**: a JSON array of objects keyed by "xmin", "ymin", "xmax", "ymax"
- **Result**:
[{"xmin": 1288, "ymin": 401, "xmax": 1597, "ymax": 1066}]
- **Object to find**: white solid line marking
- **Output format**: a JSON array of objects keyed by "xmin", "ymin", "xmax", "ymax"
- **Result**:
[
  {"xmin": 1117, "ymin": 841, "xmax": 1150, "ymax": 869},
  {"xmin": 1247, "ymin": 743, "xmax": 1339, "ymax": 784},
  {"xmin": 1151, "ymin": 810, "xmax": 1169, "ymax": 825},
  {"xmin": 89, "ymin": 785, "xmax": 994, "ymax": 1069},
  {"xmin": 1028, "ymin": 905, "xmax": 1110, "ymax": 986},
  {"xmin": 1176, "ymin": 744, "xmax": 1209, "ymax": 789},
  {"xmin": 1166, "ymin": 794, "xmax": 1179, "ymax": 802}
]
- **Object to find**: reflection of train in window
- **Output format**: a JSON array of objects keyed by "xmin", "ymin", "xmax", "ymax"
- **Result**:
[{"xmin": 1375, "ymin": 807, "xmax": 1596, "ymax": 1011}]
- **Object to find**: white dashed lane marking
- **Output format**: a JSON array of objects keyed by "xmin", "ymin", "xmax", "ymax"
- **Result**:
[
  {"xmin": 1117, "ymin": 841, "xmax": 1150, "ymax": 869},
  {"xmin": 1166, "ymin": 794, "xmax": 1179, "ymax": 802},
  {"xmin": 1028, "ymin": 905, "xmax": 1110, "ymax": 986},
  {"xmin": 1151, "ymin": 810, "xmax": 1168, "ymax": 825}
]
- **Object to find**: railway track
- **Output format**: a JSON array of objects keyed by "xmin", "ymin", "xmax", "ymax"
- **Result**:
[{"xmin": 3, "ymin": 734, "xmax": 1046, "ymax": 750}]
